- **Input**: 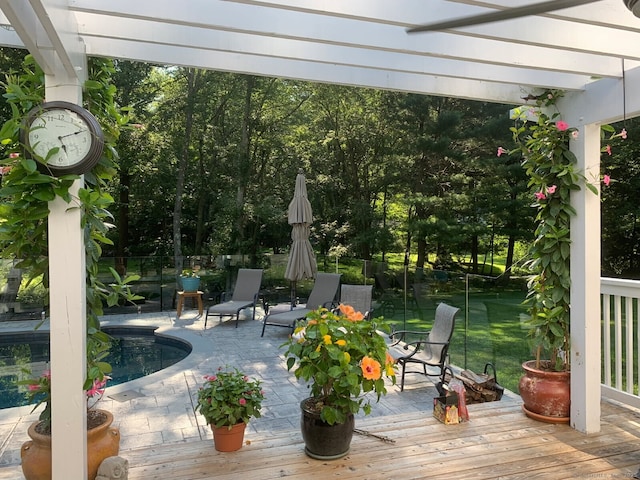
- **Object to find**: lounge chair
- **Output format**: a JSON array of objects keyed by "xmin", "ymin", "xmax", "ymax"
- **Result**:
[
  {"xmin": 337, "ymin": 284, "xmax": 373, "ymax": 319},
  {"xmin": 387, "ymin": 302, "xmax": 459, "ymax": 391},
  {"xmin": 261, "ymin": 272, "xmax": 341, "ymax": 337},
  {"xmin": 204, "ymin": 268, "xmax": 263, "ymax": 329}
]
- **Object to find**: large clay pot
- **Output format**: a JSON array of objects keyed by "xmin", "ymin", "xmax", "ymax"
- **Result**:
[
  {"xmin": 211, "ymin": 422, "xmax": 246, "ymax": 452},
  {"xmin": 300, "ymin": 398, "xmax": 355, "ymax": 460},
  {"xmin": 21, "ymin": 409, "xmax": 120, "ymax": 480},
  {"xmin": 519, "ymin": 360, "xmax": 570, "ymax": 424}
]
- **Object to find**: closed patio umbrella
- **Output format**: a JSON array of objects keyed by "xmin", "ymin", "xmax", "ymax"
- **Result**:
[{"xmin": 284, "ymin": 170, "xmax": 317, "ymax": 306}]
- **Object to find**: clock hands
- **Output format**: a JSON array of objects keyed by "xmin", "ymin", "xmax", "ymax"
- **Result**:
[{"xmin": 58, "ymin": 130, "xmax": 84, "ymax": 140}]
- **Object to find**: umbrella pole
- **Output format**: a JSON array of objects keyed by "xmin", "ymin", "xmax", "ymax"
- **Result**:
[{"xmin": 291, "ymin": 280, "xmax": 297, "ymax": 309}]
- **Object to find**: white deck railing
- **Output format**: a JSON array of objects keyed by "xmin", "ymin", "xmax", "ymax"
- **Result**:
[{"xmin": 600, "ymin": 277, "xmax": 640, "ymax": 408}]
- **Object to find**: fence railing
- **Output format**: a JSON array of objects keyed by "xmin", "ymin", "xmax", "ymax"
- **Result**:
[
  {"xmin": 4, "ymin": 256, "xmax": 640, "ymax": 408},
  {"xmin": 600, "ymin": 277, "xmax": 640, "ymax": 408}
]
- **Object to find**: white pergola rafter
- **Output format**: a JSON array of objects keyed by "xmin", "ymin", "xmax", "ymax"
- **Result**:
[{"xmin": 2, "ymin": 0, "xmax": 640, "ymax": 478}]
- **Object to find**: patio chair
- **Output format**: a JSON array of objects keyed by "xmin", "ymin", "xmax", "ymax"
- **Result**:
[
  {"xmin": 387, "ymin": 302, "xmax": 459, "ymax": 391},
  {"xmin": 337, "ymin": 284, "xmax": 373, "ymax": 320},
  {"xmin": 204, "ymin": 268, "xmax": 263, "ymax": 329},
  {"xmin": 260, "ymin": 272, "xmax": 341, "ymax": 337}
]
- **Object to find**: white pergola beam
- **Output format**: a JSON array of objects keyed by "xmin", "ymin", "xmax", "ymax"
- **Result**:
[
  {"xmin": 87, "ymin": 36, "xmax": 533, "ymax": 105},
  {"xmin": 560, "ymin": 65, "xmax": 640, "ymax": 126},
  {"xmin": 72, "ymin": 0, "xmax": 625, "ymax": 79},
  {"xmin": 76, "ymin": 16, "xmax": 595, "ymax": 94},
  {"xmin": 2, "ymin": 0, "xmax": 86, "ymax": 82}
]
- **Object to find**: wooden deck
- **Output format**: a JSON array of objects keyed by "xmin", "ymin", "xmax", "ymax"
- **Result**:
[{"xmin": 125, "ymin": 397, "xmax": 640, "ymax": 479}]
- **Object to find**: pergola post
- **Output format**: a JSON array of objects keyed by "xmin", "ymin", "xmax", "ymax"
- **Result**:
[
  {"xmin": 45, "ymin": 78, "xmax": 88, "ymax": 479},
  {"xmin": 569, "ymin": 121, "xmax": 602, "ymax": 434}
]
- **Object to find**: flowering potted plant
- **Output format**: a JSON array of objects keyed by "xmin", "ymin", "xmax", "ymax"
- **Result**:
[
  {"xmin": 282, "ymin": 304, "xmax": 396, "ymax": 459},
  {"xmin": 195, "ymin": 366, "xmax": 265, "ymax": 452},
  {"xmin": 180, "ymin": 267, "xmax": 201, "ymax": 292},
  {"xmin": 18, "ymin": 370, "xmax": 120, "ymax": 480},
  {"xmin": 502, "ymin": 90, "xmax": 625, "ymax": 422}
]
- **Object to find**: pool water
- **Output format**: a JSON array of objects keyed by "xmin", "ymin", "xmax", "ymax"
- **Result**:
[{"xmin": 0, "ymin": 326, "xmax": 192, "ymax": 410}]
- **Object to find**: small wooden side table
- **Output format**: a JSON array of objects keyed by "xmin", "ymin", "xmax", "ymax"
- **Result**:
[{"xmin": 176, "ymin": 290, "xmax": 204, "ymax": 318}]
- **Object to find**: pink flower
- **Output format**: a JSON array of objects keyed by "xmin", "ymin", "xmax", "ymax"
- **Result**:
[
  {"xmin": 571, "ymin": 130, "xmax": 579, "ymax": 140},
  {"xmin": 556, "ymin": 121, "xmax": 569, "ymax": 131},
  {"xmin": 497, "ymin": 146, "xmax": 508, "ymax": 157},
  {"xmin": 603, "ymin": 174, "xmax": 611, "ymax": 186},
  {"xmin": 204, "ymin": 375, "xmax": 217, "ymax": 381},
  {"xmin": 621, "ymin": 128, "xmax": 628, "ymax": 139},
  {"xmin": 546, "ymin": 185, "xmax": 557, "ymax": 194},
  {"xmin": 42, "ymin": 370, "xmax": 51, "ymax": 379},
  {"xmin": 0, "ymin": 166, "xmax": 11, "ymax": 175},
  {"xmin": 606, "ymin": 145, "xmax": 612, "ymax": 156},
  {"xmin": 28, "ymin": 384, "xmax": 40, "ymax": 392},
  {"xmin": 239, "ymin": 398, "xmax": 247, "ymax": 406},
  {"xmin": 9, "ymin": 152, "xmax": 19, "ymax": 158},
  {"xmin": 534, "ymin": 191, "xmax": 547, "ymax": 201}
]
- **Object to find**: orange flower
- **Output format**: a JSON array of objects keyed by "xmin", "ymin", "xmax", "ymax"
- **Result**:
[
  {"xmin": 323, "ymin": 335, "xmax": 332, "ymax": 345},
  {"xmin": 361, "ymin": 356, "xmax": 381, "ymax": 380},
  {"xmin": 336, "ymin": 339, "xmax": 346, "ymax": 347},
  {"xmin": 339, "ymin": 304, "xmax": 365, "ymax": 321},
  {"xmin": 386, "ymin": 351, "xmax": 395, "ymax": 365},
  {"xmin": 385, "ymin": 352, "xmax": 396, "ymax": 377}
]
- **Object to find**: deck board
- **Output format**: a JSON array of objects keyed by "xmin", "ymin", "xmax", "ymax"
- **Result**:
[{"xmin": 123, "ymin": 397, "xmax": 640, "ymax": 479}]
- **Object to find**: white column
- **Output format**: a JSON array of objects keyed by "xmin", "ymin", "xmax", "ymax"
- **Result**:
[
  {"xmin": 570, "ymin": 122, "xmax": 601, "ymax": 433},
  {"xmin": 45, "ymin": 80, "xmax": 88, "ymax": 479}
]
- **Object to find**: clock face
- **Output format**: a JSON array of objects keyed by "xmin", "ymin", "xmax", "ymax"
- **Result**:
[
  {"xmin": 22, "ymin": 101, "xmax": 104, "ymax": 176},
  {"xmin": 28, "ymin": 108, "xmax": 93, "ymax": 167}
]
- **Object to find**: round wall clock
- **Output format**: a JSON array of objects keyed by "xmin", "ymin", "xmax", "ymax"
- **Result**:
[{"xmin": 21, "ymin": 101, "xmax": 105, "ymax": 176}]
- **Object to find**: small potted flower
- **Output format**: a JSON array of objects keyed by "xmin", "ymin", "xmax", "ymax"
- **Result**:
[
  {"xmin": 282, "ymin": 304, "xmax": 396, "ymax": 459},
  {"xmin": 180, "ymin": 267, "xmax": 201, "ymax": 292},
  {"xmin": 195, "ymin": 366, "xmax": 265, "ymax": 452}
]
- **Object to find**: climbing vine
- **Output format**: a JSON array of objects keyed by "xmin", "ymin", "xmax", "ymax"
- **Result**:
[{"xmin": 0, "ymin": 54, "xmax": 139, "ymax": 413}]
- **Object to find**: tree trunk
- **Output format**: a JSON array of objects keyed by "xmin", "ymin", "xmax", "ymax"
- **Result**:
[
  {"xmin": 116, "ymin": 170, "xmax": 130, "ymax": 274},
  {"xmin": 233, "ymin": 75, "xmax": 255, "ymax": 252},
  {"xmin": 173, "ymin": 68, "xmax": 198, "ymax": 276},
  {"xmin": 470, "ymin": 234, "xmax": 479, "ymax": 274}
]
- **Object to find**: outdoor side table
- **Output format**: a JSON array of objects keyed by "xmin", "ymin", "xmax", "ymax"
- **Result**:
[{"xmin": 176, "ymin": 290, "xmax": 204, "ymax": 317}]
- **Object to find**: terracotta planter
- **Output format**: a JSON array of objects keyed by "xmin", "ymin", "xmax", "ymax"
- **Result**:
[
  {"xmin": 211, "ymin": 422, "xmax": 246, "ymax": 452},
  {"xmin": 300, "ymin": 398, "xmax": 354, "ymax": 460},
  {"xmin": 519, "ymin": 360, "xmax": 570, "ymax": 424},
  {"xmin": 20, "ymin": 409, "xmax": 120, "ymax": 480}
]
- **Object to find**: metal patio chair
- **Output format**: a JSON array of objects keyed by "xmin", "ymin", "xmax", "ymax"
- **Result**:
[
  {"xmin": 387, "ymin": 302, "xmax": 459, "ymax": 391},
  {"xmin": 260, "ymin": 272, "xmax": 341, "ymax": 337},
  {"xmin": 204, "ymin": 268, "xmax": 263, "ymax": 329}
]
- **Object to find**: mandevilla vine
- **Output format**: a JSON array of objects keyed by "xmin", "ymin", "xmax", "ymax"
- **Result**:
[
  {"xmin": 0, "ymin": 54, "xmax": 139, "ymax": 426},
  {"xmin": 502, "ymin": 90, "xmax": 624, "ymax": 372}
]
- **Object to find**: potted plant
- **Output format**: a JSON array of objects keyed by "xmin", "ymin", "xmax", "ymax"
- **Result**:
[
  {"xmin": 180, "ymin": 268, "xmax": 201, "ymax": 292},
  {"xmin": 19, "ymin": 371, "xmax": 120, "ymax": 480},
  {"xmin": 503, "ymin": 90, "xmax": 624, "ymax": 423},
  {"xmin": 281, "ymin": 304, "xmax": 396, "ymax": 459},
  {"xmin": 195, "ymin": 366, "xmax": 265, "ymax": 452}
]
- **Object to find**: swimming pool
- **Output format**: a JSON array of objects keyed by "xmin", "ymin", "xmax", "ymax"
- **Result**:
[{"xmin": 0, "ymin": 326, "xmax": 192, "ymax": 410}]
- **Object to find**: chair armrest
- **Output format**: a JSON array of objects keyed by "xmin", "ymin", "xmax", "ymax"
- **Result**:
[{"xmin": 389, "ymin": 330, "xmax": 430, "ymax": 342}]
